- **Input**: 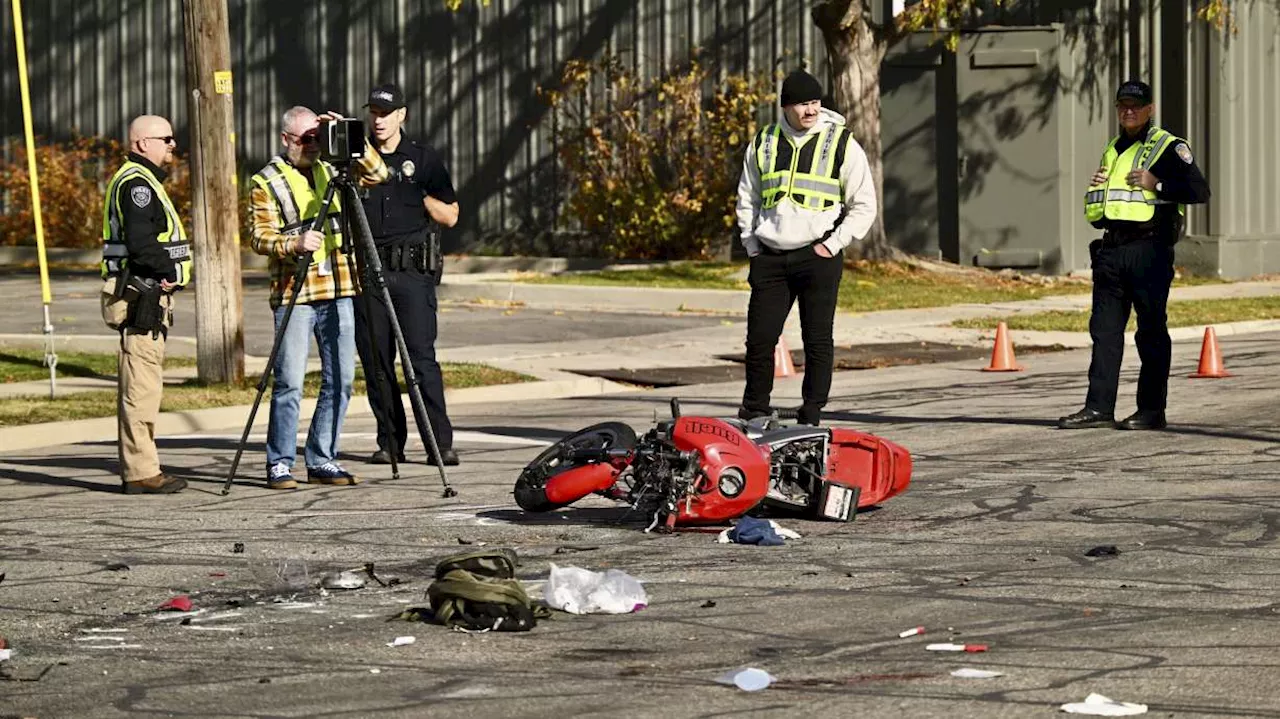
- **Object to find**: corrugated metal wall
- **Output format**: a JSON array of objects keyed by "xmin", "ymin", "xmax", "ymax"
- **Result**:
[{"xmin": 1, "ymin": 0, "xmax": 829, "ymax": 250}]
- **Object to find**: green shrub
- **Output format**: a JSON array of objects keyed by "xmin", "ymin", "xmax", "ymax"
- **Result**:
[{"xmin": 541, "ymin": 55, "xmax": 775, "ymax": 260}]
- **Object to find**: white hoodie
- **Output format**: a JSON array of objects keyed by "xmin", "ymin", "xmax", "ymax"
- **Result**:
[{"xmin": 735, "ymin": 107, "xmax": 877, "ymax": 256}]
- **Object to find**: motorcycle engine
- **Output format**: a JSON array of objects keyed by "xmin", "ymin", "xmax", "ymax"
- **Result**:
[{"xmin": 766, "ymin": 438, "xmax": 826, "ymax": 509}]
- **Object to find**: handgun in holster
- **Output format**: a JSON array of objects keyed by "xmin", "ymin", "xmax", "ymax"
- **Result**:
[
  {"xmin": 123, "ymin": 275, "xmax": 166, "ymax": 338},
  {"xmin": 428, "ymin": 230, "xmax": 443, "ymax": 284}
]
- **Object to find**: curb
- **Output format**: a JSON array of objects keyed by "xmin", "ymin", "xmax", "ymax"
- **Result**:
[
  {"xmin": 437, "ymin": 280, "xmax": 749, "ymax": 314},
  {"xmin": 0, "ymin": 376, "xmax": 635, "ymax": 454}
]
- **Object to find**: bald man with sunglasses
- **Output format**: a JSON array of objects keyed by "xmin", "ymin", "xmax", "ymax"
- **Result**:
[{"xmin": 99, "ymin": 114, "xmax": 192, "ymax": 494}]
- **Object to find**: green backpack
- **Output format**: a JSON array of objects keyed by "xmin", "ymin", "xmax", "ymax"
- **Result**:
[{"xmin": 423, "ymin": 549, "xmax": 551, "ymax": 632}]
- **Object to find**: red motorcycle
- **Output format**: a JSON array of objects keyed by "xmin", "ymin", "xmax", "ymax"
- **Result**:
[{"xmin": 513, "ymin": 399, "xmax": 911, "ymax": 530}]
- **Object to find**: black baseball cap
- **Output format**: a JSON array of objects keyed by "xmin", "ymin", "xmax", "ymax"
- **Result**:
[
  {"xmin": 364, "ymin": 83, "xmax": 405, "ymax": 111},
  {"xmin": 1116, "ymin": 80, "xmax": 1153, "ymax": 105}
]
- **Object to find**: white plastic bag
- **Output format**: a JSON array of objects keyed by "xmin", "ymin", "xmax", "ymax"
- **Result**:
[{"xmin": 545, "ymin": 563, "xmax": 648, "ymax": 614}]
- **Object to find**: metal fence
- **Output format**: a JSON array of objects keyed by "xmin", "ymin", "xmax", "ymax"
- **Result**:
[{"xmin": 1, "ymin": 0, "xmax": 831, "ymax": 251}]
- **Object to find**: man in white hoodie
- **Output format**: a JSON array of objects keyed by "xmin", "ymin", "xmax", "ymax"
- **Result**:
[{"xmin": 734, "ymin": 69, "xmax": 878, "ymax": 426}]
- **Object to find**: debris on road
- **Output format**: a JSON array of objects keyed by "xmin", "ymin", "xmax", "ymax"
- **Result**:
[
  {"xmin": 545, "ymin": 563, "xmax": 647, "ymax": 615},
  {"xmin": 320, "ymin": 571, "xmax": 367, "ymax": 590},
  {"xmin": 898, "ymin": 626, "xmax": 925, "ymax": 638},
  {"xmin": 926, "ymin": 643, "xmax": 988, "ymax": 652},
  {"xmin": 1059, "ymin": 693, "xmax": 1148, "ymax": 716},
  {"xmin": 716, "ymin": 517, "xmax": 802, "ymax": 546},
  {"xmin": 554, "ymin": 545, "xmax": 600, "ymax": 554},
  {"xmin": 233, "ymin": 543, "xmax": 245, "ymax": 554},
  {"xmin": 421, "ymin": 549, "xmax": 551, "ymax": 632},
  {"xmin": 700, "ymin": 600, "xmax": 717, "ymax": 608},
  {"xmin": 714, "ymin": 667, "xmax": 775, "ymax": 692},
  {"xmin": 951, "ymin": 668, "xmax": 1004, "ymax": 679},
  {"xmin": 1086, "ymin": 545, "xmax": 1121, "ymax": 557},
  {"xmin": 103, "ymin": 562, "xmax": 130, "ymax": 571},
  {"xmin": 157, "ymin": 595, "xmax": 193, "ymax": 612},
  {"xmin": 387, "ymin": 636, "xmax": 416, "ymax": 648},
  {"xmin": 362, "ymin": 562, "xmax": 401, "ymax": 587}
]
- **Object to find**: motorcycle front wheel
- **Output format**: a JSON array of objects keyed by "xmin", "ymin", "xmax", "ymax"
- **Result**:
[{"xmin": 513, "ymin": 422, "xmax": 638, "ymax": 512}]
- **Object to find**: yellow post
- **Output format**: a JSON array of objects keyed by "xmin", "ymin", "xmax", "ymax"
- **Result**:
[{"xmin": 11, "ymin": 0, "xmax": 58, "ymax": 397}]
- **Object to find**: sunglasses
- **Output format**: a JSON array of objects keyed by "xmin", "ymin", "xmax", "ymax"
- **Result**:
[
  {"xmin": 145, "ymin": 135, "xmax": 176, "ymax": 145},
  {"xmin": 287, "ymin": 132, "xmax": 320, "ymax": 146}
]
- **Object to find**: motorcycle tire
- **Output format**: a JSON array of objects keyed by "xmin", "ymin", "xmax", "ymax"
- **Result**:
[{"xmin": 514, "ymin": 421, "xmax": 638, "ymax": 512}]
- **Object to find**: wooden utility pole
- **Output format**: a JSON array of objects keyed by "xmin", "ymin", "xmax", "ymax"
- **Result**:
[{"xmin": 182, "ymin": 0, "xmax": 244, "ymax": 384}]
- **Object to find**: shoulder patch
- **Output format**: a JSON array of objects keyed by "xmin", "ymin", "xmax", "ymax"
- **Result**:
[
  {"xmin": 130, "ymin": 185, "xmax": 153, "ymax": 208},
  {"xmin": 1175, "ymin": 142, "xmax": 1194, "ymax": 164}
]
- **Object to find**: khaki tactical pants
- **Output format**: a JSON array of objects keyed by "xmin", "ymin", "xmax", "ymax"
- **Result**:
[{"xmin": 102, "ymin": 278, "xmax": 173, "ymax": 483}]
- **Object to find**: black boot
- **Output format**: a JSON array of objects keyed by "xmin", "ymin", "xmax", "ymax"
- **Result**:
[
  {"xmin": 1057, "ymin": 408, "xmax": 1116, "ymax": 429},
  {"xmin": 1117, "ymin": 410, "xmax": 1167, "ymax": 430}
]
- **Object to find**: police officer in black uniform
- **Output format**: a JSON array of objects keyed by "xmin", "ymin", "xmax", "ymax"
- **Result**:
[
  {"xmin": 1058, "ymin": 80, "xmax": 1211, "ymax": 431},
  {"xmin": 356, "ymin": 83, "xmax": 461, "ymax": 466}
]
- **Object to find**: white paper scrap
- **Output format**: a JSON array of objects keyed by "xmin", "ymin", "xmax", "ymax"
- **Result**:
[
  {"xmin": 951, "ymin": 668, "xmax": 1004, "ymax": 679},
  {"xmin": 714, "ymin": 667, "xmax": 775, "ymax": 692},
  {"xmin": 1060, "ymin": 693, "xmax": 1148, "ymax": 716},
  {"xmin": 386, "ymin": 636, "xmax": 416, "ymax": 648}
]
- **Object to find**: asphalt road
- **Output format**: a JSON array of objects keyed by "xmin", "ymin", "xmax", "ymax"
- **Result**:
[
  {"xmin": 1, "ymin": 332, "xmax": 1278, "ymax": 718},
  {"xmin": 0, "ymin": 271, "xmax": 729, "ymax": 355}
]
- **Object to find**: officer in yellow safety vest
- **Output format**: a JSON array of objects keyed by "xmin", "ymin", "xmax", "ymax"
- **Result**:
[
  {"xmin": 99, "ymin": 114, "xmax": 192, "ymax": 494},
  {"xmin": 735, "ymin": 69, "xmax": 877, "ymax": 426},
  {"xmin": 1058, "ymin": 80, "xmax": 1210, "ymax": 431}
]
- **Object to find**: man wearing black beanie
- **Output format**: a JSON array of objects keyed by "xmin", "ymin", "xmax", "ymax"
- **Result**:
[{"xmin": 734, "ymin": 68, "xmax": 877, "ymax": 426}]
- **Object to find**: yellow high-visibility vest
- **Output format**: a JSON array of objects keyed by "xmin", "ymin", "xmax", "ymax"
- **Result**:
[
  {"xmin": 249, "ymin": 156, "xmax": 344, "ymax": 265},
  {"xmin": 755, "ymin": 123, "xmax": 848, "ymax": 210},
  {"xmin": 1084, "ymin": 126, "xmax": 1186, "ymax": 223},
  {"xmin": 100, "ymin": 160, "xmax": 192, "ymax": 284}
]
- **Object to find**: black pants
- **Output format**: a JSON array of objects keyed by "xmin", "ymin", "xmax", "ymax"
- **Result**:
[
  {"xmin": 741, "ymin": 246, "xmax": 844, "ymax": 423},
  {"xmin": 1084, "ymin": 235, "xmax": 1175, "ymax": 415},
  {"xmin": 354, "ymin": 267, "xmax": 454, "ymax": 455}
]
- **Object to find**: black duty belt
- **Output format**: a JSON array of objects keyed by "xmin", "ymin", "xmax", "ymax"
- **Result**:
[{"xmin": 376, "ymin": 243, "xmax": 431, "ymax": 273}]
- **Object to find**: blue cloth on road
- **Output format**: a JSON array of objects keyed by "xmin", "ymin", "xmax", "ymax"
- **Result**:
[{"xmin": 727, "ymin": 516, "xmax": 784, "ymax": 546}]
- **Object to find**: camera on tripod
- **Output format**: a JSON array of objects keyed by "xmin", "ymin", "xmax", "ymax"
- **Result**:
[{"xmin": 317, "ymin": 118, "xmax": 366, "ymax": 164}]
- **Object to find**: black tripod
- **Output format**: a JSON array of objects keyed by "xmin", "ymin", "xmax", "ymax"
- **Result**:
[{"xmin": 221, "ymin": 165, "xmax": 457, "ymax": 498}]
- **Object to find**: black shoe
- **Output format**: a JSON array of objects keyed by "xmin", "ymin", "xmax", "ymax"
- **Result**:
[
  {"xmin": 1057, "ymin": 408, "xmax": 1116, "ymax": 429},
  {"xmin": 796, "ymin": 405, "xmax": 821, "ymax": 426},
  {"xmin": 427, "ymin": 448, "xmax": 460, "ymax": 466},
  {"xmin": 1118, "ymin": 410, "xmax": 1167, "ymax": 431},
  {"xmin": 737, "ymin": 407, "xmax": 771, "ymax": 421},
  {"xmin": 370, "ymin": 449, "xmax": 407, "ymax": 465}
]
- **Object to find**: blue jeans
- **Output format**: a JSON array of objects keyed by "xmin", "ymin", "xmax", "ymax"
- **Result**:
[{"xmin": 266, "ymin": 298, "xmax": 355, "ymax": 469}]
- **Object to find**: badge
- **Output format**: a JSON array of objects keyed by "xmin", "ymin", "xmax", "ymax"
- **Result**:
[
  {"xmin": 131, "ymin": 186, "xmax": 152, "ymax": 208},
  {"xmin": 401, "ymin": 160, "xmax": 416, "ymax": 178},
  {"xmin": 1175, "ymin": 143, "xmax": 1194, "ymax": 164}
]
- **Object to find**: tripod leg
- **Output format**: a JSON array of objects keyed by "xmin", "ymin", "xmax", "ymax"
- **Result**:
[
  {"xmin": 222, "ymin": 181, "xmax": 339, "ymax": 495},
  {"xmin": 222, "ymin": 257, "xmax": 310, "ymax": 495},
  {"xmin": 341, "ymin": 181, "xmax": 456, "ymax": 498},
  {"xmin": 347, "ymin": 214, "xmax": 401, "ymax": 480}
]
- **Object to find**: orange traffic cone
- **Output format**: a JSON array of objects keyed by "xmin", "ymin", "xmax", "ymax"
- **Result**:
[
  {"xmin": 1189, "ymin": 326, "xmax": 1231, "ymax": 378},
  {"xmin": 774, "ymin": 338, "xmax": 797, "ymax": 378},
  {"xmin": 982, "ymin": 321, "xmax": 1023, "ymax": 372}
]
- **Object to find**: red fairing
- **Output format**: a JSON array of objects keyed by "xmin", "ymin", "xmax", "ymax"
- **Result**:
[
  {"xmin": 543, "ymin": 463, "xmax": 621, "ymax": 505},
  {"xmin": 669, "ymin": 417, "xmax": 771, "ymax": 524},
  {"xmin": 826, "ymin": 429, "xmax": 912, "ymax": 507}
]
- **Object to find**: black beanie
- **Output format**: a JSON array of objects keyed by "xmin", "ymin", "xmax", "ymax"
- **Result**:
[{"xmin": 780, "ymin": 69, "xmax": 823, "ymax": 107}]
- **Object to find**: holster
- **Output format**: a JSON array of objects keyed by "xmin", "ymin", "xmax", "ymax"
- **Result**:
[
  {"xmin": 428, "ymin": 231, "xmax": 442, "ymax": 277},
  {"xmin": 123, "ymin": 276, "xmax": 166, "ymax": 337}
]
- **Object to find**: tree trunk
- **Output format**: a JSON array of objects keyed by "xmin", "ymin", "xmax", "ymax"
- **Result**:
[
  {"xmin": 813, "ymin": 3, "xmax": 893, "ymax": 260},
  {"xmin": 182, "ymin": 0, "xmax": 244, "ymax": 383}
]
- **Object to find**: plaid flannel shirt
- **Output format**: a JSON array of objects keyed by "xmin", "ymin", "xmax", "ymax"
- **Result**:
[{"xmin": 249, "ymin": 140, "xmax": 390, "ymax": 308}]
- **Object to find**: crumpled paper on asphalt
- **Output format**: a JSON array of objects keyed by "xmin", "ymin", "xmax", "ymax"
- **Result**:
[{"xmin": 1060, "ymin": 693, "xmax": 1148, "ymax": 716}]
